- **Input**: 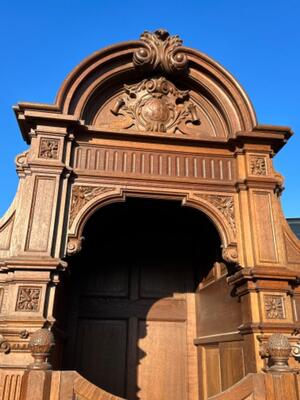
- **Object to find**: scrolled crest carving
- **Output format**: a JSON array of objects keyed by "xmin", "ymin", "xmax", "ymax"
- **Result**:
[
  {"xmin": 111, "ymin": 77, "xmax": 200, "ymax": 134},
  {"xmin": 133, "ymin": 29, "xmax": 188, "ymax": 74}
]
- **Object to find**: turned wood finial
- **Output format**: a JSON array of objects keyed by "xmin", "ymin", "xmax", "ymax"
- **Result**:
[
  {"xmin": 28, "ymin": 328, "xmax": 55, "ymax": 370},
  {"xmin": 266, "ymin": 333, "xmax": 292, "ymax": 373}
]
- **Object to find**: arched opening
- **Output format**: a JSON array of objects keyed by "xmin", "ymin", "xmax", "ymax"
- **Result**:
[{"xmin": 57, "ymin": 197, "xmax": 231, "ymax": 400}]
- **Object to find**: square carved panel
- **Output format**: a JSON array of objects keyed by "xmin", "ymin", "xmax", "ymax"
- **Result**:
[
  {"xmin": 39, "ymin": 138, "xmax": 59, "ymax": 159},
  {"xmin": 15, "ymin": 286, "xmax": 42, "ymax": 312},
  {"xmin": 249, "ymin": 156, "xmax": 267, "ymax": 176},
  {"xmin": 264, "ymin": 295, "xmax": 285, "ymax": 319}
]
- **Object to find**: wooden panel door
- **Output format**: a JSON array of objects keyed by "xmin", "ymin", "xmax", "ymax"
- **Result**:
[{"xmin": 64, "ymin": 239, "xmax": 197, "ymax": 400}]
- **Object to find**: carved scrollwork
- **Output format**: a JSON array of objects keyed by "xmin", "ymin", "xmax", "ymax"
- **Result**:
[
  {"xmin": 69, "ymin": 185, "xmax": 115, "ymax": 228},
  {"xmin": 15, "ymin": 150, "xmax": 30, "ymax": 177},
  {"xmin": 194, "ymin": 194, "xmax": 236, "ymax": 235},
  {"xmin": 67, "ymin": 237, "xmax": 84, "ymax": 256},
  {"xmin": 111, "ymin": 77, "xmax": 200, "ymax": 134},
  {"xmin": 133, "ymin": 29, "xmax": 188, "ymax": 74},
  {"xmin": 222, "ymin": 244, "xmax": 238, "ymax": 264}
]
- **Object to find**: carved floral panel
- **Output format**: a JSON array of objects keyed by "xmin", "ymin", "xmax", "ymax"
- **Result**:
[
  {"xmin": 250, "ymin": 156, "xmax": 267, "ymax": 176},
  {"xmin": 15, "ymin": 286, "xmax": 42, "ymax": 312},
  {"xmin": 39, "ymin": 138, "xmax": 59, "ymax": 159},
  {"xmin": 264, "ymin": 295, "xmax": 285, "ymax": 319}
]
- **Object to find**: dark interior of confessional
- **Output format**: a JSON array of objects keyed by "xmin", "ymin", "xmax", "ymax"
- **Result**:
[{"xmin": 55, "ymin": 198, "xmax": 224, "ymax": 400}]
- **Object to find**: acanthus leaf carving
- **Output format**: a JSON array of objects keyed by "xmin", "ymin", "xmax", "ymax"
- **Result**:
[
  {"xmin": 111, "ymin": 77, "xmax": 200, "ymax": 134},
  {"xmin": 133, "ymin": 29, "xmax": 188, "ymax": 74},
  {"xmin": 69, "ymin": 185, "xmax": 115, "ymax": 228},
  {"xmin": 194, "ymin": 193, "xmax": 236, "ymax": 235}
]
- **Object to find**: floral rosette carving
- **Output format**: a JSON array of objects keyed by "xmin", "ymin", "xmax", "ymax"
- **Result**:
[{"xmin": 133, "ymin": 29, "xmax": 188, "ymax": 74}]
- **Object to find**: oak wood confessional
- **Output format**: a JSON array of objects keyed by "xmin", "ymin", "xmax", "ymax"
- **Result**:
[{"xmin": 0, "ymin": 29, "xmax": 300, "ymax": 400}]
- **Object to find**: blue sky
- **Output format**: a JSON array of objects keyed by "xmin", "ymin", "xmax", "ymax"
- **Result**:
[{"xmin": 0, "ymin": 0, "xmax": 299, "ymax": 217}]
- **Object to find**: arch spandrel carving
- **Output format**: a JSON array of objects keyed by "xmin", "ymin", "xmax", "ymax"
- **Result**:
[{"xmin": 66, "ymin": 186, "xmax": 239, "ymax": 266}]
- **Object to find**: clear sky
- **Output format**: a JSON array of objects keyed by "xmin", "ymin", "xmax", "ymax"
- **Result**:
[{"xmin": 0, "ymin": 0, "xmax": 299, "ymax": 217}]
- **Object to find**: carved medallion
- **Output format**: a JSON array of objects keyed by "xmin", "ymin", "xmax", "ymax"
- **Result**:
[
  {"xmin": 111, "ymin": 77, "xmax": 200, "ymax": 134},
  {"xmin": 264, "ymin": 295, "xmax": 285, "ymax": 319},
  {"xmin": 250, "ymin": 156, "xmax": 267, "ymax": 176},
  {"xmin": 69, "ymin": 185, "xmax": 114, "ymax": 227},
  {"xmin": 16, "ymin": 287, "xmax": 41, "ymax": 312},
  {"xmin": 39, "ymin": 138, "xmax": 59, "ymax": 159},
  {"xmin": 194, "ymin": 194, "xmax": 236, "ymax": 235},
  {"xmin": 133, "ymin": 29, "xmax": 188, "ymax": 74}
]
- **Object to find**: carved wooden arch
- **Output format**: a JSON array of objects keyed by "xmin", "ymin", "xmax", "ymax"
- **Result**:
[
  {"xmin": 13, "ymin": 29, "xmax": 257, "ymax": 144},
  {"xmin": 66, "ymin": 186, "xmax": 238, "ymax": 265}
]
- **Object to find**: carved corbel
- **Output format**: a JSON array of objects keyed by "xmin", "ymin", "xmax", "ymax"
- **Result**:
[
  {"xmin": 67, "ymin": 237, "xmax": 84, "ymax": 256},
  {"xmin": 222, "ymin": 243, "xmax": 239, "ymax": 265}
]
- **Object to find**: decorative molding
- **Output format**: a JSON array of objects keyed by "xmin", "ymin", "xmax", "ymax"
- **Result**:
[
  {"xmin": 250, "ymin": 156, "xmax": 267, "ymax": 176},
  {"xmin": 74, "ymin": 145, "xmax": 235, "ymax": 183},
  {"xmin": 264, "ymin": 295, "xmax": 286, "ymax": 319},
  {"xmin": 69, "ymin": 185, "xmax": 115, "ymax": 227},
  {"xmin": 111, "ymin": 77, "xmax": 200, "ymax": 134},
  {"xmin": 133, "ymin": 29, "xmax": 188, "ymax": 74},
  {"xmin": 15, "ymin": 287, "xmax": 41, "ymax": 312},
  {"xmin": 39, "ymin": 138, "xmax": 59, "ymax": 159},
  {"xmin": 194, "ymin": 194, "xmax": 236, "ymax": 235}
]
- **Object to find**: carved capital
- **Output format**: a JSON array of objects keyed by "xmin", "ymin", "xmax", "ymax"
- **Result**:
[
  {"xmin": 133, "ymin": 29, "xmax": 188, "ymax": 74},
  {"xmin": 28, "ymin": 328, "xmax": 55, "ymax": 370}
]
